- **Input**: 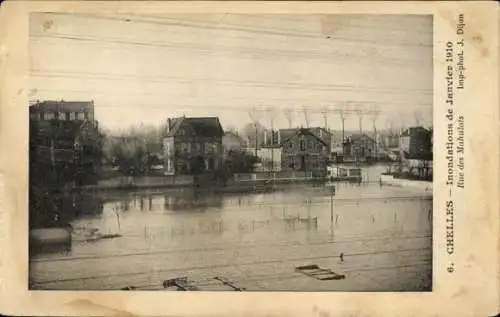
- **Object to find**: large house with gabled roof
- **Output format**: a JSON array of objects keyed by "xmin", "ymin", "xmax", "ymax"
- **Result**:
[
  {"xmin": 279, "ymin": 127, "xmax": 331, "ymax": 173},
  {"xmin": 163, "ymin": 116, "xmax": 224, "ymax": 175}
]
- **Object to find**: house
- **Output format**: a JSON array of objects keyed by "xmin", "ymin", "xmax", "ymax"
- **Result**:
[
  {"xmin": 280, "ymin": 128, "xmax": 331, "ymax": 172},
  {"xmin": 399, "ymin": 127, "xmax": 433, "ymax": 178},
  {"xmin": 343, "ymin": 134, "xmax": 376, "ymax": 160},
  {"xmin": 29, "ymin": 100, "xmax": 101, "ymax": 187},
  {"xmin": 163, "ymin": 116, "xmax": 224, "ymax": 175},
  {"xmin": 399, "ymin": 127, "xmax": 433, "ymax": 160}
]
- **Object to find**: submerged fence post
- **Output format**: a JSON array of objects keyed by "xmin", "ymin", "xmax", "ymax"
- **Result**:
[{"xmin": 115, "ymin": 209, "xmax": 121, "ymax": 232}]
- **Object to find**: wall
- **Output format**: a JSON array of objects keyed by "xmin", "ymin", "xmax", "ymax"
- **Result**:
[
  {"xmin": 96, "ymin": 175, "xmax": 194, "ymax": 189},
  {"xmin": 281, "ymin": 133, "xmax": 329, "ymax": 171},
  {"xmin": 233, "ymin": 171, "xmax": 311, "ymax": 182}
]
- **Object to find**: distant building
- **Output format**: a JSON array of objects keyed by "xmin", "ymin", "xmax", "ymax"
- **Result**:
[
  {"xmin": 384, "ymin": 134, "xmax": 400, "ymax": 149},
  {"xmin": 163, "ymin": 116, "xmax": 224, "ymax": 175},
  {"xmin": 399, "ymin": 127, "xmax": 433, "ymax": 160},
  {"xmin": 29, "ymin": 100, "xmax": 101, "ymax": 187},
  {"xmin": 222, "ymin": 131, "xmax": 246, "ymax": 156},
  {"xmin": 343, "ymin": 134, "xmax": 376, "ymax": 160},
  {"xmin": 280, "ymin": 128, "xmax": 330, "ymax": 172},
  {"xmin": 257, "ymin": 146, "xmax": 282, "ymax": 172}
]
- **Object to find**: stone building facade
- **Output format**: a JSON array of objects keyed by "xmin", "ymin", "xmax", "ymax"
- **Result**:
[
  {"xmin": 280, "ymin": 128, "xmax": 330, "ymax": 173},
  {"xmin": 163, "ymin": 117, "xmax": 224, "ymax": 175}
]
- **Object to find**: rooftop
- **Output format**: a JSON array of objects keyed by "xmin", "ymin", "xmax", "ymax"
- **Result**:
[
  {"xmin": 280, "ymin": 128, "xmax": 329, "ymax": 146},
  {"xmin": 29, "ymin": 100, "xmax": 94, "ymax": 112},
  {"xmin": 401, "ymin": 126, "xmax": 431, "ymax": 137},
  {"xmin": 166, "ymin": 116, "xmax": 224, "ymax": 138}
]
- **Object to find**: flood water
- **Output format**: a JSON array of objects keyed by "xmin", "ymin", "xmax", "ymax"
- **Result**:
[{"xmin": 30, "ymin": 167, "xmax": 433, "ymax": 291}]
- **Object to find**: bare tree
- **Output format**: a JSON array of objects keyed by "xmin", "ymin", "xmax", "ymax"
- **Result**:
[
  {"xmin": 413, "ymin": 109, "xmax": 423, "ymax": 127},
  {"xmin": 355, "ymin": 106, "xmax": 364, "ymax": 136},
  {"xmin": 283, "ymin": 107, "xmax": 294, "ymax": 128},
  {"xmin": 302, "ymin": 106, "xmax": 310, "ymax": 128},
  {"xmin": 320, "ymin": 105, "xmax": 330, "ymax": 130}
]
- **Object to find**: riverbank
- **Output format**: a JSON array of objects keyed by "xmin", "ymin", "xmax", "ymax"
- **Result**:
[
  {"xmin": 380, "ymin": 174, "xmax": 432, "ymax": 191},
  {"xmin": 81, "ymin": 173, "xmax": 326, "ymax": 192}
]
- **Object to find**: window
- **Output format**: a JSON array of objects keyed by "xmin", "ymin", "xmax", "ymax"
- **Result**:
[
  {"xmin": 44, "ymin": 112, "xmax": 55, "ymax": 120},
  {"xmin": 69, "ymin": 112, "xmax": 76, "ymax": 120},
  {"xmin": 58, "ymin": 112, "xmax": 66, "ymax": 120},
  {"xmin": 300, "ymin": 140, "xmax": 306, "ymax": 151},
  {"xmin": 205, "ymin": 142, "xmax": 211, "ymax": 153},
  {"xmin": 77, "ymin": 112, "xmax": 85, "ymax": 120}
]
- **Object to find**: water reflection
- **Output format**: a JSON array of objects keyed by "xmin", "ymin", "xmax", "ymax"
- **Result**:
[
  {"xmin": 29, "ymin": 188, "xmax": 104, "ymax": 228},
  {"xmin": 30, "ymin": 179, "xmax": 433, "ymax": 291}
]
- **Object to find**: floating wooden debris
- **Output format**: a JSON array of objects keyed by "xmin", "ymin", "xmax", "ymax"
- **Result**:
[
  {"xmin": 163, "ymin": 277, "xmax": 199, "ymax": 291},
  {"xmin": 163, "ymin": 276, "xmax": 245, "ymax": 291},
  {"xmin": 295, "ymin": 264, "xmax": 345, "ymax": 280},
  {"xmin": 214, "ymin": 276, "xmax": 246, "ymax": 291},
  {"xmin": 121, "ymin": 276, "xmax": 245, "ymax": 291}
]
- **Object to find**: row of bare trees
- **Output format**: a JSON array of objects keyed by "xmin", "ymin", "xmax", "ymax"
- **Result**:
[{"xmin": 100, "ymin": 122, "xmax": 168, "ymax": 175}]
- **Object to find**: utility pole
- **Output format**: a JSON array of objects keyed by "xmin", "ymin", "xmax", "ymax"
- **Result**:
[
  {"xmin": 329, "ymin": 184, "xmax": 336, "ymax": 239},
  {"xmin": 266, "ymin": 107, "xmax": 277, "ymax": 173},
  {"xmin": 248, "ymin": 107, "xmax": 260, "ymax": 157},
  {"xmin": 370, "ymin": 105, "xmax": 380, "ymax": 162},
  {"xmin": 336, "ymin": 102, "xmax": 347, "ymax": 157},
  {"xmin": 355, "ymin": 105, "xmax": 364, "ymax": 165}
]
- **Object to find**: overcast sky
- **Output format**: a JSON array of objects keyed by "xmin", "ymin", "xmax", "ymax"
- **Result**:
[{"xmin": 29, "ymin": 13, "xmax": 433, "ymax": 133}]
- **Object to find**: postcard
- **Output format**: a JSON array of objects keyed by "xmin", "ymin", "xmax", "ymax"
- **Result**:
[{"xmin": 0, "ymin": 1, "xmax": 498, "ymax": 316}]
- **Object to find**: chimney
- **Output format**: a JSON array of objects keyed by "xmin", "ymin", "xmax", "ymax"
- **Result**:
[
  {"xmin": 167, "ymin": 118, "xmax": 172, "ymax": 132},
  {"xmin": 277, "ymin": 130, "xmax": 281, "ymax": 144},
  {"xmin": 264, "ymin": 130, "xmax": 268, "ymax": 146}
]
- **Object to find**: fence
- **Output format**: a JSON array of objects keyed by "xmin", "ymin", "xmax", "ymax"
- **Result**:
[
  {"xmin": 96, "ymin": 175, "xmax": 194, "ymax": 189},
  {"xmin": 233, "ymin": 171, "xmax": 321, "ymax": 182}
]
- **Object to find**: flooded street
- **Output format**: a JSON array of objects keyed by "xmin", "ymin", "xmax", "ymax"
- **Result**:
[{"xmin": 30, "ymin": 167, "xmax": 432, "ymax": 291}]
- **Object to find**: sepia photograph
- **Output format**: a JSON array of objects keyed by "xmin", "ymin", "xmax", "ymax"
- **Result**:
[{"xmin": 28, "ymin": 12, "xmax": 434, "ymax": 292}]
